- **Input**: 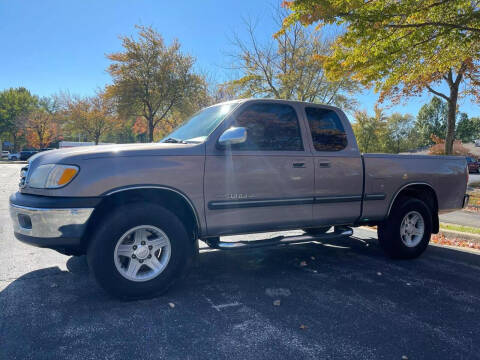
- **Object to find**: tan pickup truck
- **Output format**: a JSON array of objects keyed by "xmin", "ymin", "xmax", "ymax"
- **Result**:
[{"xmin": 9, "ymin": 99, "xmax": 469, "ymax": 299}]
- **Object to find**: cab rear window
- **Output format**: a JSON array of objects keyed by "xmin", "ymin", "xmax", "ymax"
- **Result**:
[{"xmin": 305, "ymin": 107, "xmax": 347, "ymax": 151}]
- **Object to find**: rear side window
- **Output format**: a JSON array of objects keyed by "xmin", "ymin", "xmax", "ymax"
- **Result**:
[
  {"xmin": 305, "ymin": 107, "xmax": 347, "ymax": 151},
  {"xmin": 233, "ymin": 103, "xmax": 303, "ymax": 151}
]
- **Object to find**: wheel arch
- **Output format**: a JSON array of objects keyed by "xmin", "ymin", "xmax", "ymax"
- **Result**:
[
  {"xmin": 81, "ymin": 186, "xmax": 201, "ymax": 251},
  {"xmin": 387, "ymin": 182, "xmax": 439, "ymax": 233}
]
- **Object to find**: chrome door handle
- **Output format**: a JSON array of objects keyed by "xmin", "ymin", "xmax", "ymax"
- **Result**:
[
  {"xmin": 293, "ymin": 162, "xmax": 305, "ymax": 168},
  {"xmin": 319, "ymin": 162, "xmax": 331, "ymax": 168}
]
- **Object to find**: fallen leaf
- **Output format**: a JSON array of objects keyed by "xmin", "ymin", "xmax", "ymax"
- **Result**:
[
  {"xmin": 377, "ymin": 272, "xmax": 382, "ymax": 276},
  {"xmin": 401, "ymin": 356, "xmax": 408, "ymax": 360},
  {"xmin": 50, "ymin": 283, "xmax": 58, "ymax": 288},
  {"xmin": 406, "ymin": 283, "xmax": 411, "ymax": 286},
  {"xmin": 168, "ymin": 302, "xmax": 175, "ymax": 309},
  {"xmin": 299, "ymin": 324, "xmax": 308, "ymax": 330},
  {"xmin": 310, "ymin": 256, "xmax": 316, "ymax": 260},
  {"xmin": 273, "ymin": 300, "xmax": 281, "ymax": 306},
  {"xmin": 300, "ymin": 261, "xmax": 307, "ymax": 267}
]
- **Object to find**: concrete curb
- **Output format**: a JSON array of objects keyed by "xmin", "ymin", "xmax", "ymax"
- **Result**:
[
  {"xmin": 0, "ymin": 161, "xmax": 27, "ymax": 165},
  {"xmin": 360, "ymin": 225, "xmax": 480, "ymax": 245},
  {"xmin": 437, "ymin": 228, "xmax": 480, "ymax": 244}
]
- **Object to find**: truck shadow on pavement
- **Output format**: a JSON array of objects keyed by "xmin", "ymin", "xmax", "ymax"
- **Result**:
[{"xmin": 1, "ymin": 235, "xmax": 480, "ymax": 359}]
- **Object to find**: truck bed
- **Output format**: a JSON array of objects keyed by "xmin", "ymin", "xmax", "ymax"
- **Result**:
[{"xmin": 361, "ymin": 153, "xmax": 468, "ymax": 222}]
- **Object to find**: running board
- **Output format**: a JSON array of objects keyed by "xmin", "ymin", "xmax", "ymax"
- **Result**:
[{"xmin": 205, "ymin": 226, "xmax": 353, "ymax": 250}]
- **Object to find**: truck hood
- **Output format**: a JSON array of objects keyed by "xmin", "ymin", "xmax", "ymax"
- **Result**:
[{"xmin": 30, "ymin": 142, "xmax": 204, "ymax": 166}]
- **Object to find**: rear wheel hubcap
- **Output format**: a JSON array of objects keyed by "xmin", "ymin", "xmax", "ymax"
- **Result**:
[{"xmin": 400, "ymin": 211, "xmax": 425, "ymax": 248}]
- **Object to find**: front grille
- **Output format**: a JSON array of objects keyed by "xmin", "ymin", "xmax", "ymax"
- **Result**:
[{"xmin": 19, "ymin": 165, "xmax": 29, "ymax": 188}]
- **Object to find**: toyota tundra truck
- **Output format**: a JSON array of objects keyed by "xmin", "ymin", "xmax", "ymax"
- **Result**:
[{"xmin": 9, "ymin": 99, "xmax": 469, "ymax": 299}]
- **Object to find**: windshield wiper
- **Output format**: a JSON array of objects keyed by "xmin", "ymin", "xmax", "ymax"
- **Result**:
[{"xmin": 163, "ymin": 138, "xmax": 186, "ymax": 144}]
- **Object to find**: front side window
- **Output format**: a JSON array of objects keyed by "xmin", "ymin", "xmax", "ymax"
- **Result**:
[
  {"xmin": 233, "ymin": 103, "xmax": 303, "ymax": 151},
  {"xmin": 306, "ymin": 107, "xmax": 347, "ymax": 151}
]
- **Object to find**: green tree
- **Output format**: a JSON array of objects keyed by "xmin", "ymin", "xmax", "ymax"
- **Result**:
[
  {"xmin": 386, "ymin": 113, "xmax": 415, "ymax": 153},
  {"xmin": 456, "ymin": 114, "xmax": 480, "ymax": 143},
  {"xmin": 106, "ymin": 25, "xmax": 210, "ymax": 142},
  {"xmin": 282, "ymin": 0, "xmax": 480, "ymax": 155},
  {"xmin": 0, "ymin": 87, "xmax": 38, "ymax": 151},
  {"xmin": 226, "ymin": 8, "xmax": 359, "ymax": 110},
  {"xmin": 352, "ymin": 105, "xmax": 387, "ymax": 153},
  {"xmin": 414, "ymin": 97, "xmax": 447, "ymax": 147}
]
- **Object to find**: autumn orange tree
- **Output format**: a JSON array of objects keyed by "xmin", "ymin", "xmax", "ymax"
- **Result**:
[
  {"xmin": 281, "ymin": 0, "xmax": 480, "ymax": 154},
  {"xmin": 25, "ymin": 97, "xmax": 61, "ymax": 149},
  {"xmin": 106, "ymin": 25, "xmax": 210, "ymax": 142},
  {"xmin": 26, "ymin": 110, "xmax": 57, "ymax": 148},
  {"xmin": 428, "ymin": 135, "xmax": 472, "ymax": 156},
  {"xmin": 66, "ymin": 91, "xmax": 118, "ymax": 145}
]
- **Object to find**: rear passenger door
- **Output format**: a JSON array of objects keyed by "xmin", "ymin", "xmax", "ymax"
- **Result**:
[
  {"xmin": 204, "ymin": 101, "xmax": 314, "ymax": 236},
  {"xmin": 304, "ymin": 106, "xmax": 363, "ymax": 225}
]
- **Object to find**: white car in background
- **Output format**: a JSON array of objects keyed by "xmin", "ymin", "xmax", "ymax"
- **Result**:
[
  {"xmin": 1, "ymin": 151, "xmax": 9, "ymax": 158},
  {"xmin": 8, "ymin": 152, "xmax": 20, "ymax": 161},
  {"xmin": 475, "ymin": 139, "xmax": 480, "ymax": 147}
]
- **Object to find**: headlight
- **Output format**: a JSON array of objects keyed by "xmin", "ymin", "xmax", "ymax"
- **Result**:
[{"xmin": 28, "ymin": 164, "xmax": 79, "ymax": 189}]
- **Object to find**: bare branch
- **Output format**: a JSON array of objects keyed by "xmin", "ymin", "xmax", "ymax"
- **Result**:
[{"xmin": 426, "ymin": 86, "xmax": 451, "ymax": 101}]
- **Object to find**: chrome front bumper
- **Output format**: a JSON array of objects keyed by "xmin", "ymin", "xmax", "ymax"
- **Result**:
[{"xmin": 9, "ymin": 204, "xmax": 94, "ymax": 239}]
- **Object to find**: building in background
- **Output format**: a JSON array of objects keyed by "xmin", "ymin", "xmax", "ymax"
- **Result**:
[{"xmin": 59, "ymin": 141, "xmax": 112, "ymax": 148}]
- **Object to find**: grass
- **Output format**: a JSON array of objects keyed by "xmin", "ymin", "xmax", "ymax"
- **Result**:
[
  {"xmin": 468, "ymin": 190, "xmax": 480, "ymax": 207},
  {"xmin": 440, "ymin": 223, "xmax": 480, "ymax": 235}
]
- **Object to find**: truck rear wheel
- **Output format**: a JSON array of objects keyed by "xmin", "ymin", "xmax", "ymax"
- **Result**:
[
  {"xmin": 87, "ymin": 203, "xmax": 195, "ymax": 299},
  {"xmin": 378, "ymin": 197, "xmax": 432, "ymax": 259}
]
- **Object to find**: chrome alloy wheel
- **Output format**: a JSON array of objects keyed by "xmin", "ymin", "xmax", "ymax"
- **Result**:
[
  {"xmin": 114, "ymin": 225, "xmax": 171, "ymax": 282},
  {"xmin": 400, "ymin": 211, "xmax": 425, "ymax": 248}
]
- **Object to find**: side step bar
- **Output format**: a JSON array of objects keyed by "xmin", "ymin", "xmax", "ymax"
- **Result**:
[{"xmin": 204, "ymin": 226, "xmax": 353, "ymax": 250}]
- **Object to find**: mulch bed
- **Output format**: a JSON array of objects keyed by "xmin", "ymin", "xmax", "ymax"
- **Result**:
[{"xmin": 432, "ymin": 233, "xmax": 480, "ymax": 250}]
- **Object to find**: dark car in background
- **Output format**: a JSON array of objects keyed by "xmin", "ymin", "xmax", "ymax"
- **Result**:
[
  {"xmin": 19, "ymin": 150, "xmax": 38, "ymax": 161},
  {"xmin": 467, "ymin": 157, "xmax": 479, "ymax": 173}
]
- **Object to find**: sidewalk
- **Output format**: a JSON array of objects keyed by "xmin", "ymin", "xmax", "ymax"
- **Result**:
[{"xmin": 439, "ymin": 210, "xmax": 480, "ymax": 228}]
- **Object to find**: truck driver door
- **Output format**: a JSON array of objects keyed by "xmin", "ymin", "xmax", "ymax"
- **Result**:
[{"xmin": 204, "ymin": 101, "xmax": 315, "ymax": 236}]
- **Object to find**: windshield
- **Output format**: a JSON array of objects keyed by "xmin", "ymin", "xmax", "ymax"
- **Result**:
[{"xmin": 161, "ymin": 101, "xmax": 239, "ymax": 143}]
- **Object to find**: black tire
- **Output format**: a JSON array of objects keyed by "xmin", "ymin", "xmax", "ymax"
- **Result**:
[
  {"xmin": 303, "ymin": 226, "xmax": 331, "ymax": 236},
  {"xmin": 87, "ymin": 203, "xmax": 195, "ymax": 300},
  {"xmin": 378, "ymin": 197, "xmax": 432, "ymax": 259}
]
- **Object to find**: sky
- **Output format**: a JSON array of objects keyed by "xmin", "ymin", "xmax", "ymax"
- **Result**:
[{"xmin": 0, "ymin": 0, "xmax": 478, "ymax": 120}]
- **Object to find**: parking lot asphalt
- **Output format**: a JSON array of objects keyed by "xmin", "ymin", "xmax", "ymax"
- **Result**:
[{"xmin": 1, "ymin": 163, "xmax": 480, "ymax": 359}]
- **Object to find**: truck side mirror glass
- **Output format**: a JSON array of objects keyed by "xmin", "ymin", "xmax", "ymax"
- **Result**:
[{"xmin": 218, "ymin": 127, "xmax": 247, "ymax": 147}]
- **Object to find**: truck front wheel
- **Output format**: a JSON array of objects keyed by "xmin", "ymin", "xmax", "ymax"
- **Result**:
[
  {"xmin": 378, "ymin": 197, "xmax": 432, "ymax": 259},
  {"xmin": 87, "ymin": 203, "xmax": 195, "ymax": 299}
]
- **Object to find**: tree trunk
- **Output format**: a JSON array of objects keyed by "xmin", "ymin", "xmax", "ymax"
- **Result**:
[
  {"xmin": 12, "ymin": 133, "xmax": 18, "ymax": 152},
  {"xmin": 444, "ymin": 86, "xmax": 458, "ymax": 155},
  {"xmin": 427, "ymin": 67, "xmax": 463, "ymax": 155},
  {"xmin": 148, "ymin": 117, "xmax": 154, "ymax": 142},
  {"xmin": 37, "ymin": 131, "xmax": 44, "ymax": 149}
]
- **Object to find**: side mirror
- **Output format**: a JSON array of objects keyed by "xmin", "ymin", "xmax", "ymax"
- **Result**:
[{"xmin": 218, "ymin": 127, "xmax": 247, "ymax": 147}]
